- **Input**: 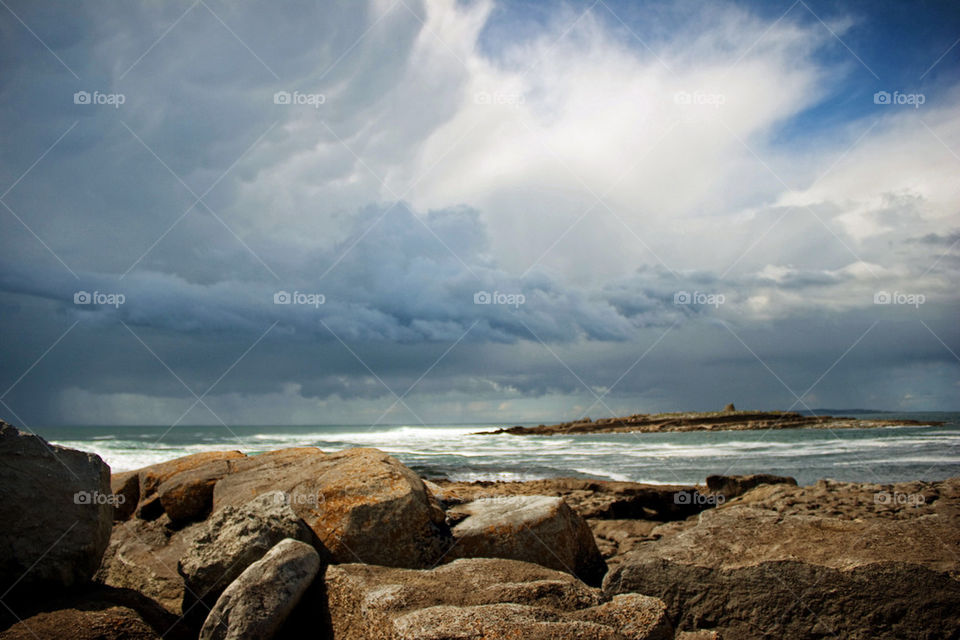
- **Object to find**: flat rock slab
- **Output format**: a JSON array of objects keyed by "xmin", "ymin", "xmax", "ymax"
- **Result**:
[
  {"xmin": 447, "ymin": 495, "xmax": 607, "ymax": 586},
  {"xmin": 0, "ymin": 423, "xmax": 113, "ymax": 594},
  {"xmin": 604, "ymin": 477, "xmax": 960, "ymax": 638}
]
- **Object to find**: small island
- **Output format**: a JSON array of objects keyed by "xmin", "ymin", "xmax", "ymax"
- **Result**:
[{"xmin": 475, "ymin": 408, "xmax": 942, "ymax": 436}]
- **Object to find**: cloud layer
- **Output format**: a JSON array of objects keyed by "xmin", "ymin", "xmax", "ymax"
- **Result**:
[{"xmin": 1, "ymin": 0, "xmax": 958, "ymax": 425}]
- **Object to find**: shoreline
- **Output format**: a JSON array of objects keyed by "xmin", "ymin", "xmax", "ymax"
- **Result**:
[
  {"xmin": 3, "ymin": 421, "xmax": 958, "ymax": 639},
  {"xmin": 474, "ymin": 409, "xmax": 943, "ymax": 436}
]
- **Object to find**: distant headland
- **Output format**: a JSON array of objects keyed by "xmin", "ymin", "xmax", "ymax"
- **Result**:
[{"xmin": 475, "ymin": 407, "xmax": 942, "ymax": 436}]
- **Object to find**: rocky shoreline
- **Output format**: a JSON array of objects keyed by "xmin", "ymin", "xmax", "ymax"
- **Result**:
[
  {"xmin": 1, "ymin": 420, "xmax": 958, "ymax": 639},
  {"xmin": 475, "ymin": 410, "xmax": 942, "ymax": 436}
]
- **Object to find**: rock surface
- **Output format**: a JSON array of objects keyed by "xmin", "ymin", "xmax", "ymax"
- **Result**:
[
  {"xmin": 208, "ymin": 447, "xmax": 327, "ymax": 509},
  {"xmin": 0, "ymin": 422, "xmax": 113, "ymax": 594},
  {"xmin": 446, "ymin": 496, "xmax": 607, "ymax": 586},
  {"xmin": 212, "ymin": 447, "xmax": 452, "ymax": 567},
  {"xmin": 178, "ymin": 491, "xmax": 314, "ymax": 602},
  {"xmin": 199, "ymin": 538, "xmax": 321, "ymax": 640},
  {"xmin": 113, "ymin": 450, "xmax": 246, "ymax": 521},
  {"xmin": 604, "ymin": 477, "xmax": 960, "ymax": 638},
  {"xmin": 431, "ymin": 477, "xmax": 710, "ymax": 521},
  {"xmin": 323, "ymin": 558, "xmax": 672, "ymax": 640},
  {"xmin": 704, "ymin": 473, "xmax": 797, "ymax": 499},
  {"xmin": 0, "ymin": 584, "xmax": 194, "ymax": 640},
  {"xmin": 95, "ymin": 515, "xmax": 199, "ymax": 615},
  {"xmin": 0, "ymin": 605, "xmax": 161, "ymax": 640}
]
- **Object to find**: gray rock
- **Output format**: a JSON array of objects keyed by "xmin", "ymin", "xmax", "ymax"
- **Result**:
[
  {"xmin": 178, "ymin": 491, "xmax": 314, "ymax": 602},
  {"xmin": 199, "ymin": 538, "xmax": 321, "ymax": 640},
  {"xmin": 0, "ymin": 422, "xmax": 113, "ymax": 594},
  {"xmin": 446, "ymin": 495, "xmax": 606, "ymax": 586}
]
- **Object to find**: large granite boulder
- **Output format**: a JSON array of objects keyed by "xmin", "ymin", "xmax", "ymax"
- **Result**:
[
  {"xmin": 321, "ymin": 558, "xmax": 672, "ymax": 640},
  {"xmin": 604, "ymin": 477, "xmax": 960, "ymax": 639},
  {"xmin": 178, "ymin": 491, "xmax": 314, "ymax": 602},
  {"xmin": 446, "ymin": 496, "xmax": 607, "ymax": 586},
  {"xmin": 0, "ymin": 422, "xmax": 113, "ymax": 595},
  {"xmin": 200, "ymin": 538, "xmax": 321, "ymax": 640},
  {"xmin": 209, "ymin": 448, "xmax": 327, "ymax": 509},
  {"xmin": 113, "ymin": 450, "xmax": 247, "ymax": 521},
  {"xmin": 214, "ymin": 448, "xmax": 451, "ymax": 568}
]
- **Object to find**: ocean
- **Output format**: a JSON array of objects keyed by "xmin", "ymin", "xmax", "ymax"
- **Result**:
[{"xmin": 37, "ymin": 412, "xmax": 960, "ymax": 486}]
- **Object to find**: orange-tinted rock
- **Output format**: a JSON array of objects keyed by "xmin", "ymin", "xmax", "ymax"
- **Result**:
[{"xmin": 113, "ymin": 451, "xmax": 247, "ymax": 522}]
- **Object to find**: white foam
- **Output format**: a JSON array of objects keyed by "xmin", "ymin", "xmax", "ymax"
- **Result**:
[{"xmin": 573, "ymin": 467, "xmax": 632, "ymax": 482}]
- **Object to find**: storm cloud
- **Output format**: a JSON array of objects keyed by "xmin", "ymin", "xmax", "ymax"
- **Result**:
[{"xmin": 1, "ymin": 0, "xmax": 958, "ymax": 426}]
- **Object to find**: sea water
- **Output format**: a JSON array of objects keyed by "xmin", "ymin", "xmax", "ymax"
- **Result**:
[{"xmin": 36, "ymin": 412, "xmax": 960, "ymax": 486}]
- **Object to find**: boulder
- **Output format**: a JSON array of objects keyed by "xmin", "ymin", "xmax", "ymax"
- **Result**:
[
  {"xmin": 111, "ymin": 471, "xmax": 140, "ymax": 520},
  {"xmin": 157, "ymin": 459, "xmax": 237, "ymax": 523},
  {"xmin": 214, "ymin": 447, "xmax": 450, "ymax": 568},
  {"xmin": 114, "ymin": 450, "xmax": 247, "ymax": 521},
  {"xmin": 95, "ymin": 515, "xmax": 200, "ymax": 615},
  {"xmin": 704, "ymin": 473, "xmax": 796, "ymax": 500},
  {"xmin": 178, "ymin": 491, "xmax": 314, "ymax": 602},
  {"xmin": 0, "ymin": 422, "xmax": 113, "ymax": 595},
  {"xmin": 603, "ymin": 477, "xmax": 960, "ymax": 639},
  {"xmin": 446, "ymin": 496, "xmax": 606, "ymax": 586},
  {"xmin": 322, "ymin": 558, "xmax": 671, "ymax": 640},
  {"xmin": 210, "ymin": 448, "xmax": 327, "ymax": 509},
  {"xmin": 199, "ymin": 539, "xmax": 321, "ymax": 640}
]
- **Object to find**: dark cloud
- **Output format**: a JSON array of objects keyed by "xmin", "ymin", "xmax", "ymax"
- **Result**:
[{"xmin": 1, "ymin": 0, "xmax": 958, "ymax": 426}]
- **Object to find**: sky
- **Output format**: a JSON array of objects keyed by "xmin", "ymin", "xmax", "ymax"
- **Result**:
[{"xmin": 0, "ymin": 0, "xmax": 958, "ymax": 427}]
